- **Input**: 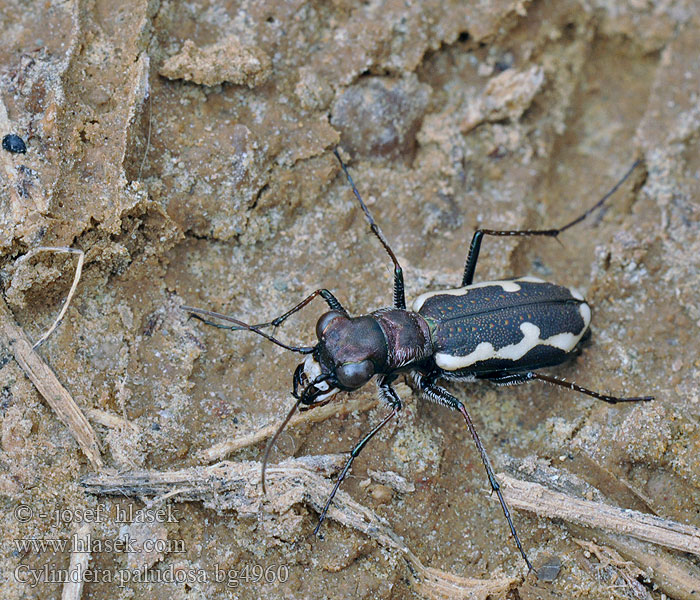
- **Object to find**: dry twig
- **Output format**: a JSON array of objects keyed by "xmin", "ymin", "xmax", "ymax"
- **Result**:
[
  {"xmin": 498, "ymin": 472, "xmax": 700, "ymax": 600},
  {"xmin": 82, "ymin": 457, "xmax": 521, "ymax": 599},
  {"xmin": 607, "ymin": 535, "xmax": 700, "ymax": 600},
  {"xmin": 497, "ymin": 474, "xmax": 700, "ymax": 556}
]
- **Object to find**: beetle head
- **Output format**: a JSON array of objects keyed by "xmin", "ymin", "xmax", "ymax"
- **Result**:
[{"xmin": 293, "ymin": 310, "xmax": 388, "ymax": 405}]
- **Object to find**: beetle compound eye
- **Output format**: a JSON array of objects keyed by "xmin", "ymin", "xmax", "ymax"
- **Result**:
[
  {"xmin": 316, "ymin": 310, "xmax": 345, "ymax": 339},
  {"xmin": 335, "ymin": 359, "xmax": 374, "ymax": 389}
]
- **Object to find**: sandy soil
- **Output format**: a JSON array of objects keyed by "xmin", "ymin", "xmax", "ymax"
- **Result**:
[{"xmin": 1, "ymin": 1, "xmax": 700, "ymax": 599}]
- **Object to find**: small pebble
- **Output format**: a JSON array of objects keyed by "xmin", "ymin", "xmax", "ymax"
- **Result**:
[
  {"xmin": 2, "ymin": 134, "xmax": 27, "ymax": 154},
  {"xmin": 369, "ymin": 484, "xmax": 393, "ymax": 504},
  {"xmin": 536, "ymin": 555, "xmax": 562, "ymax": 582}
]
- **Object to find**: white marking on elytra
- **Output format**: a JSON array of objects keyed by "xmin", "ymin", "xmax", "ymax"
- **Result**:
[
  {"xmin": 579, "ymin": 302, "xmax": 591, "ymax": 329},
  {"xmin": 513, "ymin": 276, "xmax": 547, "ymax": 285},
  {"xmin": 411, "ymin": 277, "xmax": 546, "ymax": 312},
  {"xmin": 435, "ymin": 321, "xmax": 583, "ymax": 371},
  {"xmin": 569, "ymin": 287, "xmax": 584, "ymax": 301},
  {"xmin": 302, "ymin": 355, "xmax": 338, "ymax": 401}
]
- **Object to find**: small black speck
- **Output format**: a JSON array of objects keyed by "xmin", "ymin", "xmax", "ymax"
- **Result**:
[
  {"xmin": 494, "ymin": 60, "xmax": 511, "ymax": 72},
  {"xmin": 2, "ymin": 133, "xmax": 27, "ymax": 154},
  {"xmin": 1, "ymin": 385, "xmax": 13, "ymax": 412}
]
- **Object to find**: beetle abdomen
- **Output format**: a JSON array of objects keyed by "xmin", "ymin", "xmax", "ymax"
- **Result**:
[{"xmin": 413, "ymin": 277, "xmax": 591, "ymax": 374}]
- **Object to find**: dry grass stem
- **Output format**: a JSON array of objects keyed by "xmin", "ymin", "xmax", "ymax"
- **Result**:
[
  {"xmin": 605, "ymin": 534, "xmax": 700, "ymax": 600},
  {"xmin": 197, "ymin": 394, "xmax": 379, "ymax": 463},
  {"xmin": 13, "ymin": 247, "xmax": 85, "ymax": 349},
  {"xmin": 61, "ymin": 522, "xmax": 93, "ymax": 600},
  {"xmin": 86, "ymin": 408, "xmax": 139, "ymax": 434},
  {"xmin": 573, "ymin": 539, "xmax": 651, "ymax": 600},
  {"xmin": 0, "ymin": 297, "xmax": 103, "ymax": 469}
]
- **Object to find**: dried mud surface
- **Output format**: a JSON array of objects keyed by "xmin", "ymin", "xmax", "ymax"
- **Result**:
[{"xmin": 1, "ymin": 1, "xmax": 699, "ymax": 599}]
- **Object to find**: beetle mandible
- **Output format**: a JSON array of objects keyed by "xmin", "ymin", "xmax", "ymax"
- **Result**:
[{"xmin": 184, "ymin": 149, "xmax": 653, "ymax": 572}]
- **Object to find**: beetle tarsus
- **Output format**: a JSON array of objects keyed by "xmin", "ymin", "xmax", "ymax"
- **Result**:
[
  {"xmin": 333, "ymin": 148, "xmax": 407, "ymax": 310},
  {"xmin": 182, "ymin": 305, "xmax": 315, "ymax": 354},
  {"xmin": 528, "ymin": 372, "xmax": 654, "ymax": 403}
]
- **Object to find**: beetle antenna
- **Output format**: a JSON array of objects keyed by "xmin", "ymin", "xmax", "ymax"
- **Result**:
[
  {"xmin": 333, "ymin": 148, "xmax": 407, "ymax": 309},
  {"xmin": 261, "ymin": 396, "xmax": 303, "ymax": 494},
  {"xmin": 182, "ymin": 305, "xmax": 315, "ymax": 354},
  {"xmin": 262, "ymin": 371, "xmax": 336, "ymax": 492},
  {"xmin": 333, "ymin": 149, "xmax": 399, "ymax": 264}
]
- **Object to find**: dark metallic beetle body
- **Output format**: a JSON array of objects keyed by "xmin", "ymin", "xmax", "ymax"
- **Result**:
[
  {"xmin": 308, "ymin": 277, "xmax": 591, "ymax": 400},
  {"xmin": 185, "ymin": 151, "xmax": 651, "ymax": 574}
]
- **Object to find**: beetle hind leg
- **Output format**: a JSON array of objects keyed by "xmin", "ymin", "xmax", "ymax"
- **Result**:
[
  {"xmin": 520, "ymin": 371, "xmax": 653, "ymax": 403},
  {"xmin": 412, "ymin": 372, "xmax": 535, "ymax": 572},
  {"xmin": 461, "ymin": 160, "xmax": 642, "ymax": 286},
  {"xmin": 482, "ymin": 372, "xmax": 534, "ymax": 387},
  {"xmin": 483, "ymin": 371, "xmax": 653, "ymax": 402}
]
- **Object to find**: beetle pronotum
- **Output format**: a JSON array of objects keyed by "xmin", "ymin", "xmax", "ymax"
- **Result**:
[{"xmin": 184, "ymin": 150, "xmax": 653, "ymax": 572}]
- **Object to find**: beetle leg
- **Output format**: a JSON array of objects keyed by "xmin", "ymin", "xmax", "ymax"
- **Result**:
[
  {"xmin": 482, "ymin": 372, "xmax": 533, "ymax": 386},
  {"xmin": 413, "ymin": 372, "xmax": 534, "ymax": 573},
  {"xmin": 183, "ymin": 305, "xmax": 314, "ymax": 354},
  {"xmin": 313, "ymin": 378, "xmax": 402, "ymax": 537},
  {"xmin": 493, "ymin": 371, "xmax": 653, "ymax": 403},
  {"xmin": 461, "ymin": 160, "xmax": 641, "ymax": 286}
]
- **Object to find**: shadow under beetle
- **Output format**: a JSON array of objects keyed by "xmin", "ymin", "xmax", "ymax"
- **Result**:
[{"xmin": 184, "ymin": 149, "xmax": 653, "ymax": 572}]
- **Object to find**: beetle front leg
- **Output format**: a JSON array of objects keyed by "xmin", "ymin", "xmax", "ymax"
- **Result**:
[
  {"xmin": 182, "ymin": 289, "xmax": 347, "ymax": 354},
  {"xmin": 412, "ymin": 372, "xmax": 534, "ymax": 572},
  {"xmin": 313, "ymin": 377, "xmax": 402, "ymax": 536}
]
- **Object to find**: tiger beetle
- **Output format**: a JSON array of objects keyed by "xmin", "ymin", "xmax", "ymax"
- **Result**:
[{"xmin": 183, "ymin": 149, "xmax": 653, "ymax": 573}]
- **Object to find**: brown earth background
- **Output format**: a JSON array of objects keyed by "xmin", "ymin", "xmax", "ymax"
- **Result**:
[{"xmin": 1, "ymin": 0, "xmax": 700, "ymax": 599}]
